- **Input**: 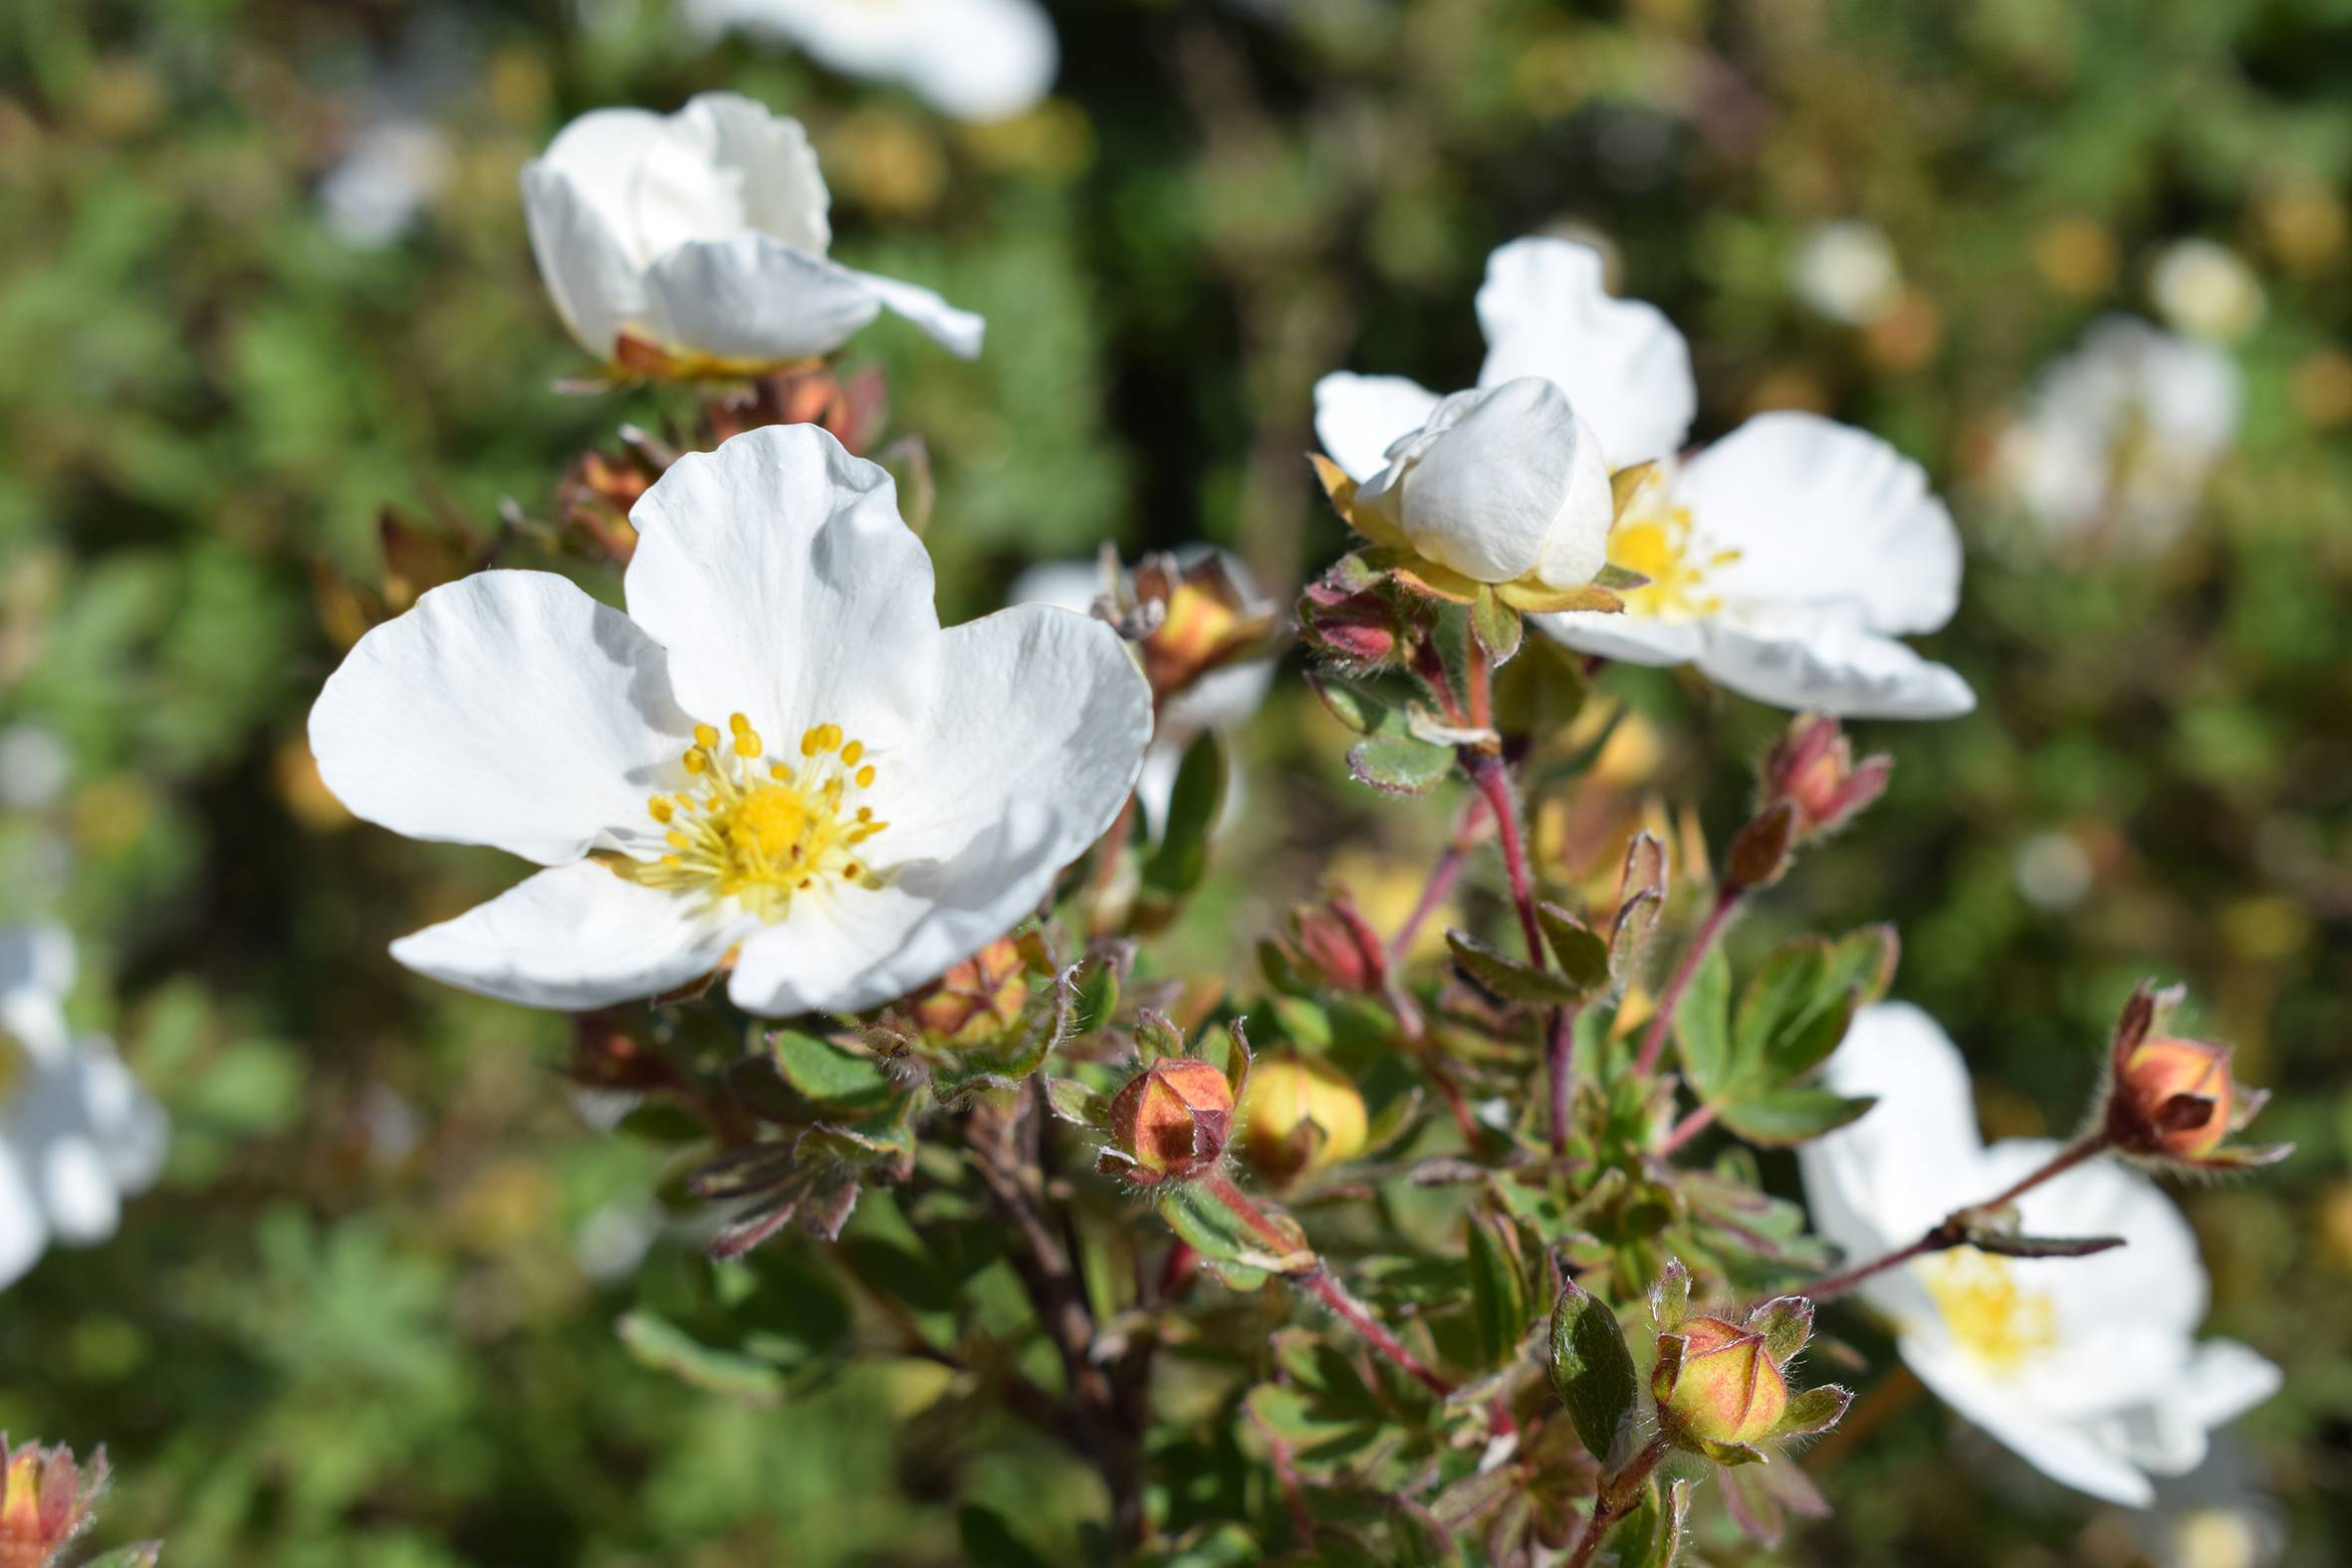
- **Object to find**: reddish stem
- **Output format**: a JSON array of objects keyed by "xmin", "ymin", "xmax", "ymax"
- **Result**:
[
  {"xmin": 1633, "ymin": 886, "xmax": 1742, "ymax": 1078},
  {"xmin": 1388, "ymin": 793, "xmax": 1489, "ymax": 968},
  {"xmin": 1563, "ymin": 1432, "xmax": 1674, "ymax": 1568},
  {"xmin": 1466, "ymin": 751, "xmax": 1579, "ymax": 1152},
  {"xmin": 1796, "ymin": 1132, "xmax": 2114, "ymax": 1303},
  {"xmin": 1658, "ymin": 1103, "xmax": 1716, "ymax": 1157}
]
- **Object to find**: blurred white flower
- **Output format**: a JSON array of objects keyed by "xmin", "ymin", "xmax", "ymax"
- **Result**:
[
  {"xmin": 318, "ymin": 119, "xmax": 453, "ymax": 250},
  {"xmin": 1798, "ymin": 1004, "xmax": 2280, "ymax": 1506},
  {"xmin": 686, "ymin": 0, "xmax": 1058, "ymax": 123},
  {"xmin": 1996, "ymin": 316, "xmax": 2240, "ymax": 556},
  {"xmin": 2151, "ymin": 240, "xmax": 2265, "ymax": 344},
  {"xmin": 1317, "ymin": 238, "xmax": 1971, "ymax": 718},
  {"xmin": 1012, "ymin": 549, "xmax": 1275, "ymax": 829},
  {"xmin": 0, "ymin": 725, "xmax": 69, "ymax": 810},
  {"xmin": 522, "ymin": 92, "xmax": 983, "ymax": 374},
  {"xmin": 1791, "ymin": 219, "xmax": 1904, "ymax": 328},
  {"xmin": 310, "ymin": 425, "xmax": 1150, "ymax": 1015},
  {"xmin": 2014, "ymin": 828, "xmax": 2094, "ymax": 912},
  {"xmin": 0, "ymin": 925, "xmax": 169, "ymax": 1291}
]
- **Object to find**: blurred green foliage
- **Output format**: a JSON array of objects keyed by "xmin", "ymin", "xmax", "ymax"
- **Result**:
[{"xmin": 3, "ymin": 0, "xmax": 2350, "ymax": 1562}]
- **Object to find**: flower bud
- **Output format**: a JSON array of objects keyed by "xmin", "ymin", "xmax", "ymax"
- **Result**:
[
  {"xmin": 1127, "ymin": 554, "xmax": 1282, "ymax": 703},
  {"xmin": 907, "ymin": 937, "xmax": 1029, "ymax": 1045},
  {"xmin": 1654, "ymin": 1316, "xmax": 1788, "ymax": 1448},
  {"xmin": 2116, "ymin": 1037, "xmax": 2234, "ymax": 1159},
  {"xmin": 1240, "ymin": 1053, "xmax": 1369, "ymax": 1185},
  {"xmin": 1298, "ymin": 578, "xmax": 1404, "ymax": 666},
  {"xmin": 1354, "ymin": 378, "xmax": 1613, "ymax": 591},
  {"xmin": 1107, "ymin": 1057, "xmax": 1236, "ymax": 1184},
  {"xmin": 0, "ymin": 1437, "xmax": 108, "ymax": 1568},
  {"xmin": 1760, "ymin": 715, "xmax": 1891, "ymax": 839}
]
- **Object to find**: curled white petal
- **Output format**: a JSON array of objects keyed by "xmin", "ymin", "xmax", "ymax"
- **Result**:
[{"xmin": 1313, "ymin": 372, "xmax": 1442, "ymax": 484}]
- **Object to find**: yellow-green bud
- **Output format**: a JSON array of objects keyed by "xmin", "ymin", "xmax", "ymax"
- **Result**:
[{"xmin": 1240, "ymin": 1053, "xmax": 1368, "ymax": 1185}]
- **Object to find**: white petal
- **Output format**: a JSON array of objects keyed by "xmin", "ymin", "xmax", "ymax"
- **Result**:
[
  {"xmin": 311, "ymin": 571, "xmax": 696, "ymax": 866},
  {"xmin": 886, "ymin": 602, "xmax": 1152, "ymax": 866},
  {"xmin": 521, "ymin": 163, "xmax": 646, "ymax": 359},
  {"xmin": 73, "ymin": 1045, "xmax": 167, "ymax": 1196},
  {"xmin": 667, "ymin": 93, "xmax": 830, "ymax": 256},
  {"xmin": 841, "ymin": 266, "xmax": 986, "ymax": 358},
  {"xmin": 1361, "ymin": 379, "xmax": 1611, "ymax": 586},
  {"xmin": 2175, "ymin": 1340, "xmax": 2282, "ymax": 1431},
  {"xmin": 1475, "ymin": 237, "xmax": 1697, "ymax": 467},
  {"xmin": 1679, "ymin": 413, "xmax": 1963, "ymax": 636},
  {"xmin": 1313, "ymin": 372, "xmax": 1442, "ymax": 483},
  {"xmin": 15, "ymin": 1060, "xmax": 119, "ymax": 1245},
  {"xmin": 0, "ymin": 1142, "xmax": 46, "ymax": 1289},
  {"xmin": 728, "ymin": 799, "xmax": 1071, "ymax": 1015},
  {"xmin": 638, "ymin": 236, "xmax": 884, "ymax": 363},
  {"xmin": 1696, "ymin": 615, "xmax": 1976, "ymax": 720},
  {"xmin": 1800, "ymin": 1003, "xmax": 1987, "ymax": 1254},
  {"xmin": 391, "ymin": 862, "xmax": 749, "ymax": 1011},
  {"xmin": 0, "ymin": 923, "xmax": 74, "ymax": 1003},
  {"xmin": 1902, "ymin": 1338, "xmax": 2159, "ymax": 1506},
  {"xmin": 623, "ymin": 424, "xmax": 944, "ymax": 752},
  {"xmin": 1996, "ymin": 1139, "xmax": 2209, "ymax": 1347},
  {"xmin": 1536, "ymin": 609, "xmax": 1706, "ymax": 668},
  {"xmin": 686, "ymin": 0, "xmax": 1058, "ymax": 122}
]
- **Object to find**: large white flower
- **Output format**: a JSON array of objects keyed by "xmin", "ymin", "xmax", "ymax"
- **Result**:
[
  {"xmin": 687, "ymin": 0, "xmax": 1058, "ymax": 123},
  {"xmin": 1315, "ymin": 237, "xmax": 1971, "ymax": 719},
  {"xmin": 311, "ymin": 424, "xmax": 1151, "ymax": 1016},
  {"xmin": 0, "ymin": 925, "xmax": 168, "ymax": 1291},
  {"xmin": 1798, "ymin": 1003, "xmax": 2279, "ymax": 1506},
  {"xmin": 1995, "ymin": 316, "xmax": 2240, "ymax": 557},
  {"xmin": 522, "ymin": 92, "xmax": 983, "ymax": 375}
]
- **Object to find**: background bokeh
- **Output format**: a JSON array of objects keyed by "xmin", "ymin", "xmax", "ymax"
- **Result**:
[{"xmin": 3, "ymin": 0, "xmax": 2349, "ymax": 1562}]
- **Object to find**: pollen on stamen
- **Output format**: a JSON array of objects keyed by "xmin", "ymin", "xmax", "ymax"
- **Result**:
[
  {"xmin": 855, "ymin": 765, "xmax": 877, "ymax": 788},
  {"xmin": 816, "ymin": 723, "xmax": 843, "ymax": 752},
  {"xmin": 840, "ymin": 741, "xmax": 864, "ymax": 766},
  {"xmin": 694, "ymin": 723, "xmax": 720, "ymax": 750},
  {"xmin": 648, "ymin": 796, "xmax": 674, "ymax": 823},
  {"xmin": 733, "ymin": 728, "xmax": 763, "ymax": 758}
]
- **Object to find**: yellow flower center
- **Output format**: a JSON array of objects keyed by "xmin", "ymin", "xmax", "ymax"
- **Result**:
[
  {"xmin": 1918, "ymin": 1247, "xmax": 2058, "ymax": 1375},
  {"xmin": 625, "ymin": 714, "xmax": 888, "ymax": 922},
  {"xmin": 1607, "ymin": 493, "xmax": 1740, "ymax": 620}
]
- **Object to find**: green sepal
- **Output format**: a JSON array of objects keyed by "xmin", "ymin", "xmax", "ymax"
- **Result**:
[{"xmin": 1447, "ymin": 930, "xmax": 1585, "ymax": 1007}]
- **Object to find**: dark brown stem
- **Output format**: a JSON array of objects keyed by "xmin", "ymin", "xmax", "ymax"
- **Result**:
[
  {"xmin": 1564, "ymin": 1432, "xmax": 1675, "ymax": 1568},
  {"xmin": 1634, "ymin": 886, "xmax": 1743, "ymax": 1077},
  {"xmin": 1797, "ymin": 1132, "xmax": 2115, "ymax": 1303}
]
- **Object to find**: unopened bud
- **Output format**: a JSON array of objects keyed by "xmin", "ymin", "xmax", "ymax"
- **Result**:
[
  {"xmin": 0, "ymin": 1437, "xmax": 108, "ymax": 1568},
  {"xmin": 1655, "ymin": 1317, "xmax": 1788, "ymax": 1448},
  {"xmin": 1240, "ymin": 1053, "xmax": 1369, "ymax": 1185},
  {"xmin": 1761, "ymin": 715, "xmax": 1890, "ymax": 839},
  {"xmin": 1283, "ymin": 895, "xmax": 1386, "ymax": 994},
  {"xmin": 1299, "ymin": 579, "xmax": 1403, "ymax": 666},
  {"xmin": 1107, "ymin": 1058, "xmax": 1235, "ymax": 1184},
  {"xmin": 1723, "ymin": 799, "xmax": 1801, "ymax": 891},
  {"xmin": 2116, "ymin": 1038, "xmax": 2234, "ymax": 1159},
  {"xmin": 908, "ymin": 937, "xmax": 1029, "ymax": 1045}
]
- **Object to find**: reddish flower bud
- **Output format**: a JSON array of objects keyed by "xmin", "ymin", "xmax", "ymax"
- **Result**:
[
  {"xmin": 0, "ymin": 1437, "xmax": 108, "ymax": 1568},
  {"xmin": 2117, "ymin": 1038, "xmax": 2234, "ymax": 1159},
  {"xmin": 1761, "ymin": 715, "xmax": 1891, "ymax": 839},
  {"xmin": 1299, "ymin": 579, "xmax": 1403, "ymax": 665},
  {"xmin": 1283, "ymin": 895, "xmax": 1387, "ymax": 995},
  {"xmin": 907, "ymin": 937, "xmax": 1029, "ymax": 1045},
  {"xmin": 1654, "ymin": 1317, "xmax": 1788, "ymax": 1448},
  {"xmin": 1239, "ymin": 1053, "xmax": 1369, "ymax": 1185},
  {"xmin": 1107, "ymin": 1058, "xmax": 1236, "ymax": 1184}
]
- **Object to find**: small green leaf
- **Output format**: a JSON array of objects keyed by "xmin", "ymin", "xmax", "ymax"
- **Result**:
[
  {"xmin": 1071, "ymin": 956, "xmax": 1121, "ymax": 1035},
  {"xmin": 1825, "ymin": 924, "xmax": 1900, "ymax": 1007},
  {"xmin": 1140, "ymin": 730, "xmax": 1226, "ymax": 902},
  {"xmin": 1448, "ymin": 930, "xmax": 1584, "ymax": 1006},
  {"xmin": 1306, "ymin": 672, "xmax": 1394, "ymax": 736},
  {"xmin": 1470, "ymin": 584, "xmax": 1524, "ymax": 663},
  {"xmin": 1548, "ymin": 1279, "xmax": 1638, "ymax": 1465},
  {"xmin": 615, "ymin": 1311, "xmax": 786, "ymax": 1404},
  {"xmin": 1608, "ymin": 1475, "xmax": 1690, "ymax": 1568},
  {"xmin": 1346, "ymin": 733, "xmax": 1456, "ymax": 795},
  {"xmin": 1774, "ymin": 1384, "xmax": 1853, "ymax": 1439},
  {"xmin": 1733, "ymin": 939, "xmax": 1831, "ymax": 1065},
  {"xmin": 1713, "ymin": 1086, "xmax": 1876, "ymax": 1147},
  {"xmin": 1538, "ymin": 902, "xmax": 1612, "ymax": 990},
  {"xmin": 770, "ymin": 1029, "xmax": 893, "ymax": 1107},
  {"xmin": 1746, "ymin": 1295, "xmax": 1814, "ymax": 1364},
  {"xmin": 1157, "ymin": 1183, "xmax": 1313, "ymax": 1277},
  {"xmin": 1465, "ymin": 1210, "xmax": 1532, "ymax": 1369},
  {"xmin": 957, "ymin": 1503, "xmax": 1057, "ymax": 1568},
  {"xmin": 1671, "ymin": 946, "xmax": 1738, "ymax": 1098},
  {"xmin": 1044, "ymin": 1075, "xmax": 1106, "ymax": 1125}
]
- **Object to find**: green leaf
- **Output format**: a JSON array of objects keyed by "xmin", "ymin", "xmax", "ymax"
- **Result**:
[
  {"xmin": 1447, "ymin": 930, "xmax": 1583, "ymax": 1006},
  {"xmin": 1774, "ymin": 1384, "xmax": 1853, "ymax": 1439},
  {"xmin": 1713, "ymin": 1086, "xmax": 1876, "ymax": 1147},
  {"xmin": 1307, "ymin": 672, "xmax": 1394, "ymax": 736},
  {"xmin": 1044, "ymin": 1075, "xmax": 1106, "ymax": 1125},
  {"xmin": 1671, "ymin": 946, "xmax": 1737, "ymax": 1098},
  {"xmin": 1746, "ymin": 1295, "xmax": 1813, "ymax": 1364},
  {"xmin": 1733, "ymin": 939, "xmax": 1831, "ymax": 1065},
  {"xmin": 1762, "ymin": 987, "xmax": 1857, "ymax": 1083},
  {"xmin": 1825, "ymin": 924, "xmax": 1900, "ymax": 1007},
  {"xmin": 957, "ymin": 1504, "xmax": 1057, "ymax": 1568},
  {"xmin": 1464, "ymin": 1211, "xmax": 1531, "ymax": 1369},
  {"xmin": 615, "ymin": 1311, "xmax": 785, "ymax": 1404},
  {"xmin": 81, "ymin": 1550, "xmax": 164, "ymax": 1568},
  {"xmin": 1140, "ymin": 730, "xmax": 1225, "ymax": 903},
  {"xmin": 1346, "ymin": 733, "xmax": 1456, "ymax": 795},
  {"xmin": 1538, "ymin": 902, "xmax": 1612, "ymax": 990},
  {"xmin": 928, "ymin": 968, "xmax": 1073, "ymax": 1101},
  {"xmin": 1156, "ymin": 1183, "xmax": 1313, "ymax": 1277},
  {"xmin": 1548, "ymin": 1279, "xmax": 1638, "ymax": 1465},
  {"xmin": 1071, "ymin": 955, "xmax": 1121, "ymax": 1035},
  {"xmin": 1609, "ymin": 1476, "xmax": 1690, "ymax": 1567},
  {"xmin": 1470, "ymin": 584, "xmax": 1524, "ymax": 663},
  {"xmin": 770, "ymin": 1029, "xmax": 893, "ymax": 1108}
]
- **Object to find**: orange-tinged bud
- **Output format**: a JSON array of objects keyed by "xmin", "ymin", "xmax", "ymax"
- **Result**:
[
  {"xmin": 908, "ymin": 938, "xmax": 1029, "ymax": 1045},
  {"xmin": 1107, "ymin": 1058, "xmax": 1235, "ymax": 1184},
  {"xmin": 1760, "ymin": 715, "xmax": 1891, "ymax": 840},
  {"xmin": 1655, "ymin": 1316, "xmax": 1787, "ymax": 1448},
  {"xmin": 1240, "ymin": 1054, "xmax": 1368, "ymax": 1185},
  {"xmin": 2118, "ymin": 1037, "xmax": 2234, "ymax": 1159},
  {"xmin": 0, "ymin": 1437, "xmax": 108, "ymax": 1568}
]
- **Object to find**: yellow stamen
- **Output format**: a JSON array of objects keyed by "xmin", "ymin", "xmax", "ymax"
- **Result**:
[
  {"xmin": 855, "ymin": 765, "xmax": 876, "ymax": 788},
  {"xmin": 648, "ymin": 797, "xmax": 674, "ymax": 824},
  {"xmin": 694, "ymin": 723, "xmax": 720, "ymax": 750},
  {"xmin": 840, "ymin": 741, "xmax": 864, "ymax": 766},
  {"xmin": 1608, "ymin": 489, "xmax": 1740, "ymax": 621},
  {"xmin": 1917, "ymin": 1248, "xmax": 2058, "ymax": 1376}
]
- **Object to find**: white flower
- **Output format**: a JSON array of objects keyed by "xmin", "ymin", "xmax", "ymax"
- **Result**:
[
  {"xmin": 1316, "ymin": 237, "xmax": 1971, "ymax": 718},
  {"xmin": 1011, "ymin": 550, "xmax": 1275, "ymax": 829},
  {"xmin": 1350, "ymin": 378, "xmax": 1614, "ymax": 596},
  {"xmin": 1996, "ymin": 316, "xmax": 2240, "ymax": 556},
  {"xmin": 0, "ymin": 925, "xmax": 168, "ymax": 1291},
  {"xmin": 310, "ymin": 424, "xmax": 1151, "ymax": 1015},
  {"xmin": 522, "ymin": 92, "xmax": 983, "ymax": 374},
  {"xmin": 319, "ymin": 119, "xmax": 453, "ymax": 250},
  {"xmin": 686, "ymin": 0, "xmax": 1057, "ymax": 123},
  {"xmin": 1798, "ymin": 1003, "xmax": 2280, "ymax": 1506},
  {"xmin": 1790, "ymin": 219, "xmax": 1904, "ymax": 328},
  {"xmin": 2151, "ymin": 240, "xmax": 2265, "ymax": 344}
]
